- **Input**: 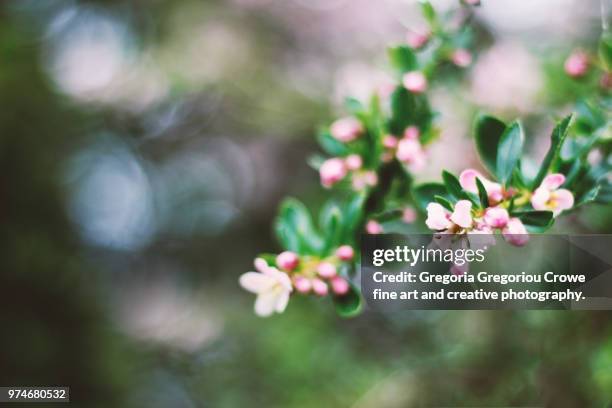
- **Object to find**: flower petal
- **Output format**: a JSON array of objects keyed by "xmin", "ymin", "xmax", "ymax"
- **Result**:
[
  {"xmin": 254, "ymin": 291, "xmax": 279, "ymax": 317},
  {"xmin": 458, "ymin": 169, "xmax": 481, "ymax": 193},
  {"xmin": 425, "ymin": 203, "xmax": 452, "ymax": 231},
  {"xmin": 240, "ymin": 272, "xmax": 276, "ymax": 294},
  {"xmin": 450, "ymin": 200, "xmax": 473, "ymax": 229},
  {"xmin": 542, "ymin": 173, "xmax": 565, "ymax": 190},
  {"xmin": 530, "ymin": 187, "xmax": 550, "ymax": 210},
  {"xmin": 552, "ymin": 189, "xmax": 574, "ymax": 214},
  {"xmin": 502, "ymin": 218, "xmax": 529, "ymax": 247},
  {"xmin": 274, "ymin": 290, "xmax": 290, "ymax": 313}
]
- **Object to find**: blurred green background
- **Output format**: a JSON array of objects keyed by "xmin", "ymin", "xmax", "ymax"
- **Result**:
[{"xmin": 1, "ymin": 0, "xmax": 611, "ymax": 406}]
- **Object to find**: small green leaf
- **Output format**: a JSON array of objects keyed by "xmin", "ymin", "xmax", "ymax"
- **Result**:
[
  {"xmin": 420, "ymin": 0, "xmax": 437, "ymax": 26},
  {"xmin": 276, "ymin": 198, "xmax": 323, "ymax": 254},
  {"xmin": 595, "ymin": 183, "xmax": 612, "ymax": 204},
  {"xmin": 412, "ymin": 182, "xmax": 448, "ymax": 211},
  {"xmin": 333, "ymin": 282, "xmax": 363, "ymax": 318},
  {"xmin": 475, "ymin": 177, "xmax": 489, "ymax": 208},
  {"xmin": 317, "ymin": 131, "xmax": 349, "ymax": 156},
  {"xmin": 434, "ymin": 195, "xmax": 454, "ymax": 211},
  {"xmin": 599, "ymin": 32, "xmax": 612, "ymax": 71},
  {"xmin": 513, "ymin": 210, "xmax": 553, "ymax": 228},
  {"xmin": 531, "ymin": 115, "xmax": 573, "ymax": 189},
  {"xmin": 442, "ymin": 170, "xmax": 468, "ymax": 201},
  {"xmin": 496, "ymin": 121, "xmax": 524, "ymax": 184},
  {"xmin": 474, "ymin": 114, "xmax": 507, "ymax": 176},
  {"xmin": 389, "ymin": 87, "xmax": 433, "ymax": 135},
  {"xmin": 344, "ymin": 97, "xmax": 364, "ymax": 114},
  {"xmin": 388, "ymin": 45, "xmax": 418, "ymax": 73},
  {"xmin": 576, "ymin": 185, "xmax": 601, "ymax": 207},
  {"xmin": 258, "ymin": 253, "xmax": 278, "ymax": 267}
]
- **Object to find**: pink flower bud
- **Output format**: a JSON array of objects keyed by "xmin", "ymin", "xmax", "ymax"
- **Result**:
[
  {"xmin": 406, "ymin": 30, "xmax": 429, "ymax": 50},
  {"xmin": 403, "ymin": 126, "xmax": 420, "ymax": 140},
  {"xmin": 483, "ymin": 207, "xmax": 510, "ymax": 229},
  {"xmin": 452, "ymin": 49, "xmax": 472, "ymax": 67},
  {"xmin": 320, "ymin": 158, "xmax": 347, "ymax": 188},
  {"xmin": 366, "ymin": 220, "xmax": 383, "ymax": 234},
  {"xmin": 564, "ymin": 51, "xmax": 589, "ymax": 78},
  {"xmin": 336, "ymin": 245, "xmax": 355, "ymax": 261},
  {"xmin": 383, "ymin": 135, "xmax": 398, "ymax": 149},
  {"xmin": 276, "ymin": 251, "xmax": 299, "ymax": 271},
  {"xmin": 345, "ymin": 154, "xmax": 363, "ymax": 170},
  {"xmin": 364, "ymin": 171, "xmax": 378, "ymax": 186},
  {"xmin": 293, "ymin": 276, "xmax": 311, "ymax": 293},
  {"xmin": 502, "ymin": 218, "xmax": 529, "ymax": 247},
  {"xmin": 402, "ymin": 207, "xmax": 417, "ymax": 223},
  {"xmin": 330, "ymin": 276, "xmax": 350, "ymax": 295},
  {"xmin": 330, "ymin": 117, "xmax": 363, "ymax": 142},
  {"xmin": 312, "ymin": 278, "xmax": 329, "ymax": 296},
  {"xmin": 402, "ymin": 71, "xmax": 427, "ymax": 93},
  {"xmin": 317, "ymin": 261, "xmax": 337, "ymax": 278}
]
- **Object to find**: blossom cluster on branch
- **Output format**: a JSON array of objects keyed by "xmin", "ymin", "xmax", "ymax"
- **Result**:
[{"xmin": 240, "ymin": 0, "xmax": 611, "ymax": 317}]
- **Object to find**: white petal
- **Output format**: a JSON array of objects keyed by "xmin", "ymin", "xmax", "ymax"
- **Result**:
[
  {"xmin": 254, "ymin": 291, "xmax": 278, "ymax": 317},
  {"xmin": 530, "ymin": 187, "xmax": 550, "ymax": 210},
  {"xmin": 425, "ymin": 203, "xmax": 452, "ymax": 231},
  {"xmin": 552, "ymin": 189, "xmax": 574, "ymax": 213},
  {"xmin": 542, "ymin": 173, "xmax": 565, "ymax": 190},
  {"xmin": 239, "ymin": 272, "xmax": 276, "ymax": 294},
  {"xmin": 275, "ymin": 289, "xmax": 290, "ymax": 313},
  {"xmin": 450, "ymin": 200, "xmax": 473, "ymax": 229}
]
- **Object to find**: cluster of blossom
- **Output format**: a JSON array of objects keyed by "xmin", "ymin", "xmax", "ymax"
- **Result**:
[{"xmin": 239, "ymin": 246, "xmax": 355, "ymax": 316}]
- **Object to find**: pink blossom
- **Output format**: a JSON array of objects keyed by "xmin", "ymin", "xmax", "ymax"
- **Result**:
[
  {"xmin": 330, "ymin": 276, "xmax": 350, "ymax": 295},
  {"xmin": 317, "ymin": 262, "xmax": 337, "ymax": 278},
  {"xmin": 450, "ymin": 200, "xmax": 473, "ymax": 229},
  {"xmin": 336, "ymin": 245, "xmax": 355, "ymax": 261},
  {"xmin": 403, "ymin": 126, "xmax": 420, "ymax": 140},
  {"xmin": 396, "ymin": 138, "xmax": 426, "ymax": 172},
  {"xmin": 312, "ymin": 278, "xmax": 329, "ymax": 296},
  {"xmin": 502, "ymin": 217, "xmax": 529, "ymax": 246},
  {"xmin": 293, "ymin": 276, "xmax": 312, "ymax": 294},
  {"xmin": 320, "ymin": 158, "xmax": 347, "ymax": 188},
  {"xmin": 330, "ymin": 117, "xmax": 363, "ymax": 142},
  {"xmin": 426, "ymin": 200, "xmax": 473, "ymax": 231},
  {"xmin": 383, "ymin": 135, "xmax": 398, "ymax": 149},
  {"xmin": 402, "ymin": 207, "xmax": 417, "ymax": 223},
  {"xmin": 459, "ymin": 169, "xmax": 504, "ymax": 205},
  {"xmin": 345, "ymin": 154, "xmax": 363, "ymax": 170},
  {"xmin": 239, "ymin": 258, "xmax": 293, "ymax": 317},
  {"xmin": 402, "ymin": 71, "xmax": 427, "ymax": 93},
  {"xmin": 530, "ymin": 174, "xmax": 574, "ymax": 216},
  {"xmin": 564, "ymin": 51, "xmax": 589, "ymax": 78},
  {"xmin": 406, "ymin": 30, "xmax": 429, "ymax": 50},
  {"xmin": 366, "ymin": 220, "xmax": 383, "ymax": 234},
  {"xmin": 352, "ymin": 170, "xmax": 378, "ymax": 190},
  {"xmin": 483, "ymin": 207, "xmax": 510, "ymax": 229},
  {"xmin": 452, "ymin": 49, "xmax": 472, "ymax": 67},
  {"xmin": 276, "ymin": 251, "xmax": 299, "ymax": 271}
]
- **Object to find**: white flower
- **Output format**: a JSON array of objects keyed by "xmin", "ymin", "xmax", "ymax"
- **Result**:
[{"xmin": 239, "ymin": 258, "xmax": 292, "ymax": 317}]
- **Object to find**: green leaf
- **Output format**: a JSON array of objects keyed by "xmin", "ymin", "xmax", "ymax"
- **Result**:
[
  {"xmin": 412, "ymin": 182, "xmax": 448, "ymax": 211},
  {"xmin": 388, "ymin": 46, "xmax": 418, "ymax": 73},
  {"xmin": 434, "ymin": 195, "xmax": 454, "ymax": 211},
  {"xmin": 496, "ymin": 121, "xmax": 524, "ymax": 185},
  {"xmin": 475, "ymin": 177, "xmax": 489, "ymax": 208},
  {"xmin": 474, "ymin": 114, "xmax": 507, "ymax": 176},
  {"xmin": 333, "ymin": 282, "xmax": 363, "ymax": 318},
  {"xmin": 531, "ymin": 115, "xmax": 573, "ymax": 189},
  {"xmin": 420, "ymin": 0, "xmax": 437, "ymax": 26},
  {"xmin": 513, "ymin": 210, "xmax": 553, "ymax": 228},
  {"xmin": 442, "ymin": 170, "xmax": 468, "ymax": 201},
  {"xmin": 258, "ymin": 253, "xmax": 278, "ymax": 267},
  {"xmin": 576, "ymin": 185, "xmax": 601, "ymax": 207},
  {"xmin": 317, "ymin": 131, "xmax": 348, "ymax": 156},
  {"xmin": 389, "ymin": 87, "xmax": 433, "ymax": 135},
  {"xmin": 599, "ymin": 32, "xmax": 612, "ymax": 71},
  {"xmin": 275, "ymin": 198, "xmax": 323, "ymax": 254},
  {"xmin": 595, "ymin": 183, "xmax": 612, "ymax": 204},
  {"xmin": 344, "ymin": 97, "xmax": 364, "ymax": 114}
]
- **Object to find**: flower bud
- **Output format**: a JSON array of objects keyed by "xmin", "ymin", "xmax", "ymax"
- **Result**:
[
  {"xmin": 293, "ymin": 276, "xmax": 311, "ymax": 293},
  {"xmin": 483, "ymin": 207, "xmax": 510, "ymax": 229},
  {"xmin": 312, "ymin": 278, "xmax": 329, "ymax": 296},
  {"xmin": 402, "ymin": 207, "xmax": 417, "ymax": 223},
  {"xmin": 330, "ymin": 276, "xmax": 350, "ymax": 295},
  {"xmin": 402, "ymin": 71, "xmax": 427, "ymax": 93},
  {"xmin": 330, "ymin": 117, "xmax": 363, "ymax": 142},
  {"xmin": 406, "ymin": 30, "xmax": 429, "ymax": 50},
  {"xmin": 564, "ymin": 51, "xmax": 588, "ymax": 78},
  {"xmin": 320, "ymin": 158, "xmax": 347, "ymax": 188},
  {"xmin": 345, "ymin": 154, "xmax": 363, "ymax": 170},
  {"xmin": 276, "ymin": 251, "xmax": 299, "ymax": 271},
  {"xmin": 366, "ymin": 220, "xmax": 383, "ymax": 234},
  {"xmin": 502, "ymin": 218, "xmax": 529, "ymax": 247},
  {"xmin": 452, "ymin": 49, "xmax": 472, "ymax": 67},
  {"xmin": 403, "ymin": 126, "xmax": 420, "ymax": 140},
  {"xmin": 383, "ymin": 135, "xmax": 398, "ymax": 149},
  {"xmin": 317, "ymin": 261, "xmax": 337, "ymax": 278},
  {"xmin": 336, "ymin": 245, "xmax": 355, "ymax": 261}
]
